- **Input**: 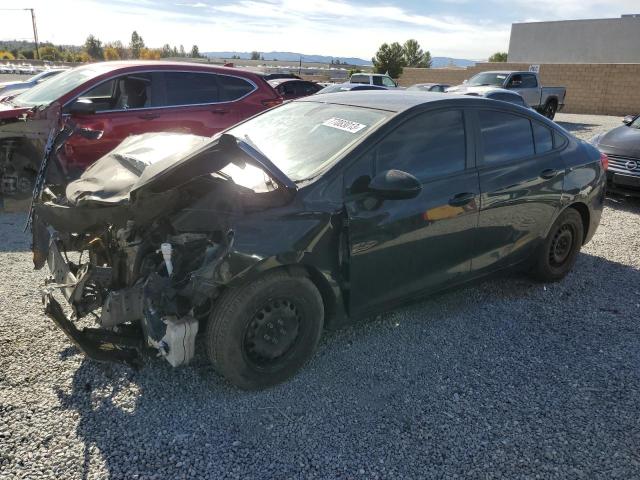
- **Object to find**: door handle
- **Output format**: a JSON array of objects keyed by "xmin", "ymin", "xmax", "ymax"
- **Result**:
[
  {"xmin": 211, "ymin": 108, "xmax": 229, "ymax": 114},
  {"xmin": 540, "ymin": 169, "xmax": 559, "ymax": 179},
  {"xmin": 137, "ymin": 113, "xmax": 159, "ymax": 120},
  {"xmin": 448, "ymin": 192, "xmax": 475, "ymax": 207}
]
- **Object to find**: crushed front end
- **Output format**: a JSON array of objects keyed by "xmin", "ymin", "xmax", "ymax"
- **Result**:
[{"xmin": 32, "ymin": 129, "xmax": 295, "ymax": 368}]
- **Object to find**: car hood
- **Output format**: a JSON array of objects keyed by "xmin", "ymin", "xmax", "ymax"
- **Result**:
[
  {"xmin": 0, "ymin": 101, "xmax": 30, "ymax": 119},
  {"xmin": 65, "ymin": 131, "xmax": 297, "ymax": 207},
  {"xmin": 597, "ymin": 125, "xmax": 640, "ymax": 158}
]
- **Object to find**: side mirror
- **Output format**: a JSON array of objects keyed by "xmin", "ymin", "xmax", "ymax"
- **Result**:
[
  {"xmin": 368, "ymin": 169, "xmax": 421, "ymax": 200},
  {"xmin": 623, "ymin": 114, "xmax": 636, "ymax": 125},
  {"xmin": 68, "ymin": 98, "xmax": 96, "ymax": 116}
]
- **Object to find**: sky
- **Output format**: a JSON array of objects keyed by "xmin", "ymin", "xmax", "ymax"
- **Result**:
[{"xmin": 0, "ymin": 0, "xmax": 637, "ymax": 60}]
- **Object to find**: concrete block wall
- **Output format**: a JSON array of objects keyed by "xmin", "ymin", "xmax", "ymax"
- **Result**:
[{"xmin": 398, "ymin": 62, "xmax": 640, "ymax": 116}]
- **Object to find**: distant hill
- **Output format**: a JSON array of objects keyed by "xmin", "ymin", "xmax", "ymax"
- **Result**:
[
  {"xmin": 204, "ymin": 51, "xmax": 476, "ymax": 68},
  {"xmin": 431, "ymin": 57, "xmax": 476, "ymax": 68}
]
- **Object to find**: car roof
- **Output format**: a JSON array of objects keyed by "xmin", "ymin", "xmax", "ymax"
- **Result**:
[
  {"xmin": 71, "ymin": 60, "xmax": 265, "ymax": 79},
  {"xmin": 301, "ymin": 90, "xmax": 481, "ymax": 112},
  {"xmin": 268, "ymin": 78, "xmax": 308, "ymax": 86}
]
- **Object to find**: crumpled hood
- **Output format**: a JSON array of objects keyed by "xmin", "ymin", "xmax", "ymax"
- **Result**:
[
  {"xmin": 66, "ymin": 132, "xmax": 296, "ymax": 207},
  {"xmin": 597, "ymin": 125, "xmax": 640, "ymax": 158}
]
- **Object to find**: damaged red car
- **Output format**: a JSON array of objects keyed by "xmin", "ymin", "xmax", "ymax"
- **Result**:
[
  {"xmin": 32, "ymin": 92, "xmax": 606, "ymax": 389},
  {"xmin": 0, "ymin": 61, "xmax": 282, "ymax": 199}
]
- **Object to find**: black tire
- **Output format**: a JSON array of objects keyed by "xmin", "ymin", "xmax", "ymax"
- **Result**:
[
  {"xmin": 542, "ymin": 100, "xmax": 557, "ymax": 120},
  {"xmin": 205, "ymin": 270, "xmax": 324, "ymax": 389},
  {"xmin": 531, "ymin": 208, "xmax": 584, "ymax": 282}
]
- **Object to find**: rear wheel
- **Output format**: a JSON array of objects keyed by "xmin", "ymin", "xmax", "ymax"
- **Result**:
[
  {"xmin": 531, "ymin": 208, "xmax": 583, "ymax": 282},
  {"xmin": 205, "ymin": 270, "xmax": 324, "ymax": 389},
  {"xmin": 542, "ymin": 100, "xmax": 558, "ymax": 120}
]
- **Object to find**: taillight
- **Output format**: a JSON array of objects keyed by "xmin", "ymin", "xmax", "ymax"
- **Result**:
[
  {"xmin": 262, "ymin": 97, "xmax": 283, "ymax": 108},
  {"xmin": 600, "ymin": 152, "xmax": 609, "ymax": 171}
]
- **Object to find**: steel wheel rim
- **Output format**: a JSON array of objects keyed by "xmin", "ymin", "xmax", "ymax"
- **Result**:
[
  {"xmin": 549, "ymin": 224, "xmax": 574, "ymax": 266},
  {"xmin": 243, "ymin": 298, "xmax": 302, "ymax": 369}
]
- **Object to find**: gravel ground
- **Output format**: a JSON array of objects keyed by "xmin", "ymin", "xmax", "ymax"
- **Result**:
[{"xmin": 1, "ymin": 113, "xmax": 640, "ymax": 479}]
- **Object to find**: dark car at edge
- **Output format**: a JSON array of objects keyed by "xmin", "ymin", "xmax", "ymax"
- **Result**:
[
  {"xmin": 590, "ymin": 113, "xmax": 640, "ymax": 196},
  {"xmin": 32, "ymin": 91, "xmax": 606, "ymax": 389}
]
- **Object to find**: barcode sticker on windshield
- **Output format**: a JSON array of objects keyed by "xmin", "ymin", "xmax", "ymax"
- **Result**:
[{"xmin": 322, "ymin": 117, "xmax": 367, "ymax": 134}]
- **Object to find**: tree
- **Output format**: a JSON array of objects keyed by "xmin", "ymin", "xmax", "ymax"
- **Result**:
[
  {"xmin": 39, "ymin": 45, "xmax": 62, "ymax": 61},
  {"xmin": 179, "ymin": 45, "xmax": 185, "ymax": 57},
  {"xmin": 139, "ymin": 48, "xmax": 161, "ymax": 60},
  {"xmin": 130, "ymin": 31, "xmax": 145, "ymax": 59},
  {"xmin": 489, "ymin": 52, "xmax": 508, "ymax": 62},
  {"xmin": 0, "ymin": 50, "xmax": 15, "ymax": 60},
  {"xmin": 109, "ymin": 40, "xmax": 128, "ymax": 60},
  {"xmin": 250, "ymin": 51, "xmax": 260, "ymax": 60},
  {"xmin": 103, "ymin": 47, "xmax": 120, "ymax": 61},
  {"xmin": 84, "ymin": 35, "xmax": 104, "ymax": 60},
  {"xmin": 402, "ymin": 39, "xmax": 432, "ymax": 68},
  {"xmin": 372, "ymin": 42, "xmax": 405, "ymax": 78},
  {"xmin": 161, "ymin": 44, "xmax": 172, "ymax": 58},
  {"xmin": 190, "ymin": 45, "xmax": 200, "ymax": 58}
]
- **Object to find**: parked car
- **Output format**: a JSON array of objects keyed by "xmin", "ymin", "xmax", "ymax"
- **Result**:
[
  {"xmin": 268, "ymin": 78, "xmax": 321, "ymax": 100},
  {"xmin": 447, "ymin": 71, "xmax": 566, "ymax": 119},
  {"xmin": 406, "ymin": 83, "xmax": 450, "ymax": 93},
  {"xmin": 259, "ymin": 72, "xmax": 302, "ymax": 81},
  {"xmin": 350, "ymin": 73, "xmax": 398, "ymax": 88},
  {"xmin": 589, "ymin": 114, "xmax": 640, "ymax": 196},
  {"xmin": 463, "ymin": 88, "xmax": 530, "ymax": 108},
  {"xmin": 0, "ymin": 68, "xmax": 67, "ymax": 100},
  {"xmin": 33, "ymin": 91, "xmax": 606, "ymax": 389},
  {"xmin": 0, "ymin": 61, "xmax": 282, "ymax": 199},
  {"xmin": 317, "ymin": 83, "xmax": 387, "ymax": 94}
]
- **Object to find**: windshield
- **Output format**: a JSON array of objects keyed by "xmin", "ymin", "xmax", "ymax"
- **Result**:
[
  {"xmin": 14, "ymin": 66, "xmax": 105, "ymax": 107},
  {"xmin": 468, "ymin": 72, "xmax": 508, "ymax": 87},
  {"xmin": 631, "ymin": 116, "xmax": 640, "ymax": 129},
  {"xmin": 226, "ymin": 101, "xmax": 392, "ymax": 182}
]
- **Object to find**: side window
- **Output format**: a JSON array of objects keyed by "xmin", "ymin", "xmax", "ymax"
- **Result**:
[
  {"xmin": 479, "ymin": 110, "xmax": 534, "ymax": 164},
  {"xmin": 301, "ymin": 82, "xmax": 319, "ymax": 95},
  {"xmin": 374, "ymin": 109, "xmax": 466, "ymax": 181},
  {"xmin": 78, "ymin": 74, "xmax": 152, "ymax": 112},
  {"xmin": 350, "ymin": 75, "xmax": 369, "ymax": 85},
  {"xmin": 521, "ymin": 74, "xmax": 538, "ymax": 88},
  {"xmin": 508, "ymin": 74, "xmax": 523, "ymax": 87},
  {"xmin": 217, "ymin": 75, "xmax": 254, "ymax": 102},
  {"xmin": 382, "ymin": 76, "xmax": 396, "ymax": 88},
  {"xmin": 372, "ymin": 76, "xmax": 384, "ymax": 86},
  {"xmin": 162, "ymin": 72, "xmax": 219, "ymax": 106},
  {"xmin": 533, "ymin": 121, "xmax": 553, "ymax": 154},
  {"xmin": 553, "ymin": 130, "xmax": 568, "ymax": 149}
]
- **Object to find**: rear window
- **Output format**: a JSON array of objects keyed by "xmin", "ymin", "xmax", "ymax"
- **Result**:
[
  {"xmin": 533, "ymin": 121, "xmax": 553, "ymax": 154},
  {"xmin": 479, "ymin": 110, "xmax": 534, "ymax": 164},
  {"xmin": 350, "ymin": 75, "xmax": 369, "ymax": 85}
]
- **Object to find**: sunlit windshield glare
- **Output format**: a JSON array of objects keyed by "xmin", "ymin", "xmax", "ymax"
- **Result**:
[
  {"xmin": 226, "ymin": 101, "xmax": 391, "ymax": 182},
  {"xmin": 631, "ymin": 116, "xmax": 640, "ymax": 129},
  {"xmin": 14, "ymin": 66, "xmax": 104, "ymax": 107},
  {"xmin": 468, "ymin": 73, "xmax": 507, "ymax": 87}
]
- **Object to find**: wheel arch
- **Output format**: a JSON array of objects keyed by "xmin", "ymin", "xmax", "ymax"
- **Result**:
[{"xmin": 565, "ymin": 202, "xmax": 590, "ymax": 244}]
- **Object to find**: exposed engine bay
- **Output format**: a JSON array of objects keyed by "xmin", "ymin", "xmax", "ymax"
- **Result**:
[{"xmin": 32, "ymin": 126, "xmax": 296, "ymax": 368}]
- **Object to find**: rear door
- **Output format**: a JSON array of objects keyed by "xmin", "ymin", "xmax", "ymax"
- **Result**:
[
  {"xmin": 508, "ymin": 73, "xmax": 540, "ymax": 106},
  {"xmin": 472, "ymin": 108, "xmax": 565, "ymax": 273},
  {"xmin": 153, "ymin": 71, "xmax": 256, "ymax": 136},
  {"xmin": 345, "ymin": 108, "xmax": 480, "ymax": 316}
]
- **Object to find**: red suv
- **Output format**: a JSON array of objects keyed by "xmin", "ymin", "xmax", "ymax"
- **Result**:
[{"xmin": 0, "ymin": 61, "xmax": 282, "ymax": 198}]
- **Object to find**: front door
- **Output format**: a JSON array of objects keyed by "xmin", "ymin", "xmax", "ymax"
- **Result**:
[{"xmin": 344, "ymin": 108, "xmax": 480, "ymax": 317}]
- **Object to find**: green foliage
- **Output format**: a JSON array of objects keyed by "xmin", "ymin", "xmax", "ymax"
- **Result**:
[
  {"xmin": 348, "ymin": 68, "xmax": 362, "ymax": 77},
  {"xmin": 39, "ymin": 45, "xmax": 62, "ymax": 61},
  {"xmin": 129, "ymin": 31, "xmax": 145, "ymax": 59},
  {"xmin": 489, "ymin": 52, "xmax": 508, "ymax": 62},
  {"xmin": 372, "ymin": 42, "xmax": 405, "ymax": 78},
  {"xmin": 190, "ymin": 45, "xmax": 200, "ymax": 58},
  {"xmin": 402, "ymin": 39, "xmax": 431, "ymax": 68},
  {"xmin": 84, "ymin": 35, "xmax": 104, "ymax": 60},
  {"xmin": 250, "ymin": 51, "xmax": 261, "ymax": 60}
]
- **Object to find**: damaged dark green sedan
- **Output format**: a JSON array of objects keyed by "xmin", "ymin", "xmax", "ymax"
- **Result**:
[{"xmin": 32, "ymin": 92, "xmax": 606, "ymax": 389}]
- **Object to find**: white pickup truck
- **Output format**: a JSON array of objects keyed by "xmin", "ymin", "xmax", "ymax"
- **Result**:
[
  {"xmin": 447, "ymin": 71, "xmax": 566, "ymax": 119},
  {"xmin": 349, "ymin": 73, "xmax": 398, "ymax": 88}
]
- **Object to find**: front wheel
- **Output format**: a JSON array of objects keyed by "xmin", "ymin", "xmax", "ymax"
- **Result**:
[
  {"xmin": 531, "ymin": 208, "xmax": 584, "ymax": 282},
  {"xmin": 205, "ymin": 270, "xmax": 324, "ymax": 389}
]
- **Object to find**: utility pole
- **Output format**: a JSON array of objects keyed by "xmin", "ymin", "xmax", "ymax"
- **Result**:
[{"xmin": 28, "ymin": 9, "xmax": 39, "ymax": 60}]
